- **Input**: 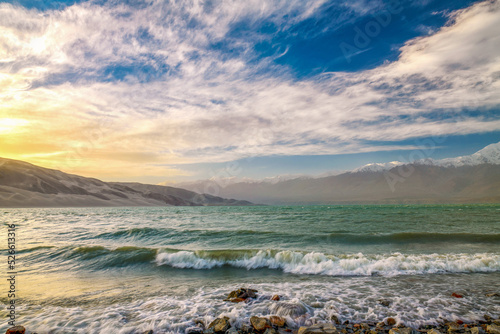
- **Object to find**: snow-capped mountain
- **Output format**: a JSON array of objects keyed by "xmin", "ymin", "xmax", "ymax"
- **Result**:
[
  {"xmin": 352, "ymin": 142, "xmax": 500, "ymax": 172},
  {"xmin": 351, "ymin": 161, "xmax": 404, "ymax": 173},
  {"xmin": 431, "ymin": 142, "xmax": 500, "ymax": 167},
  {"xmin": 163, "ymin": 142, "xmax": 500, "ymax": 204}
]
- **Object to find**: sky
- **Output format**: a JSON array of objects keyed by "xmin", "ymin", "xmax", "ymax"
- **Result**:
[{"xmin": 0, "ymin": 0, "xmax": 499, "ymax": 184}]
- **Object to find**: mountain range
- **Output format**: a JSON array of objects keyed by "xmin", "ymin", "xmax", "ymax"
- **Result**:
[
  {"xmin": 1, "ymin": 142, "xmax": 499, "ymax": 207},
  {"xmin": 0, "ymin": 157, "xmax": 253, "ymax": 208},
  {"xmin": 172, "ymin": 142, "xmax": 500, "ymax": 204}
]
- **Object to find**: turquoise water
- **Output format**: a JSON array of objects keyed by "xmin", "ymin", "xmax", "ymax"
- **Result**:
[{"xmin": 1, "ymin": 205, "xmax": 499, "ymax": 333}]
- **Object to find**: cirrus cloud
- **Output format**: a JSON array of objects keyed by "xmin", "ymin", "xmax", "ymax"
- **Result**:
[{"xmin": 0, "ymin": 0, "xmax": 499, "ymax": 180}]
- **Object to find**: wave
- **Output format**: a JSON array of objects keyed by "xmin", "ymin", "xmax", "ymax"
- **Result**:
[
  {"xmin": 329, "ymin": 232, "xmax": 500, "ymax": 244},
  {"xmin": 20, "ymin": 244, "xmax": 500, "ymax": 276},
  {"xmin": 94, "ymin": 227, "xmax": 500, "ymax": 245},
  {"xmin": 155, "ymin": 249, "xmax": 500, "ymax": 276}
]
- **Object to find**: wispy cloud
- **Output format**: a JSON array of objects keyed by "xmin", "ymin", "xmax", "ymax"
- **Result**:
[{"xmin": 0, "ymin": 0, "xmax": 499, "ymax": 179}]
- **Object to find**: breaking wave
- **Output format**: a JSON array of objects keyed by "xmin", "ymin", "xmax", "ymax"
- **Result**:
[{"xmin": 155, "ymin": 249, "xmax": 500, "ymax": 276}]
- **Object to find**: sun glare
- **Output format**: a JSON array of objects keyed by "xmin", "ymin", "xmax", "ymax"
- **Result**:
[{"xmin": 0, "ymin": 118, "xmax": 30, "ymax": 134}]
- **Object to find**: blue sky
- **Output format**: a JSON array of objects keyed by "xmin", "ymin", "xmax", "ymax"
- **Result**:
[{"xmin": 0, "ymin": 0, "xmax": 499, "ymax": 183}]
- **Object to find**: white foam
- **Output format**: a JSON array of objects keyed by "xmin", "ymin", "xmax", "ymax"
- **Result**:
[
  {"xmin": 8, "ymin": 278, "xmax": 500, "ymax": 333},
  {"xmin": 155, "ymin": 250, "xmax": 500, "ymax": 276}
]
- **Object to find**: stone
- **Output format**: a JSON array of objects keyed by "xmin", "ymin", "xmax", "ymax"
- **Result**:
[
  {"xmin": 264, "ymin": 329, "xmax": 278, "ymax": 334},
  {"xmin": 448, "ymin": 322, "xmax": 461, "ymax": 333},
  {"xmin": 226, "ymin": 328, "xmax": 239, "ymax": 334},
  {"xmin": 367, "ymin": 331, "xmax": 378, "ymax": 334},
  {"xmin": 251, "ymin": 316, "xmax": 271, "ymax": 332},
  {"xmin": 240, "ymin": 323, "xmax": 254, "ymax": 334},
  {"xmin": 247, "ymin": 289, "xmax": 258, "ymax": 298},
  {"xmin": 194, "ymin": 319, "xmax": 206, "ymax": 329},
  {"xmin": 143, "ymin": 331, "xmax": 154, "ymax": 334},
  {"xmin": 427, "ymin": 329, "xmax": 443, "ymax": 334},
  {"xmin": 269, "ymin": 316, "xmax": 286, "ymax": 327},
  {"xmin": 389, "ymin": 328, "xmax": 412, "ymax": 334},
  {"xmin": 469, "ymin": 327, "xmax": 480, "ymax": 334},
  {"xmin": 226, "ymin": 288, "xmax": 258, "ymax": 301},
  {"xmin": 6, "ymin": 327, "xmax": 25, "ymax": 334},
  {"xmin": 379, "ymin": 300, "xmax": 391, "ymax": 307},
  {"xmin": 361, "ymin": 323, "xmax": 370, "ymax": 330},
  {"xmin": 376, "ymin": 322, "xmax": 386, "ymax": 329},
  {"xmin": 271, "ymin": 295, "xmax": 281, "ymax": 301},
  {"xmin": 386, "ymin": 319, "xmax": 397, "ymax": 326},
  {"xmin": 230, "ymin": 298, "xmax": 247, "ymax": 303},
  {"xmin": 485, "ymin": 316, "xmax": 492, "ymax": 322},
  {"xmin": 331, "ymin": 315, "xmax": 341, "ymax": 325},
  {"xmin": 451, "ymin": 293, "xmax": 463, "ymax": 298},
  {"xmin": 186, "ymin": 327, "xmax": 204, "ymax": 334},
  {"xmin": 494, "ymin": 321, "xmax": 500, "ymax": 326},
  {"xmin": 485, "ymin": 293, "xmax": 500, "ymax": 297},
  {"xmin": 298, "ymin": 323, "xmax": 338, "ymax": 334},
  {"xmin": 209, "ymin": 317, "xmax": 231, "ymax": 334},
  {"xmin": 487, "ymin": 324, "xmax": 500, "ymax": 334},
  {"xmin": 270, "ymin": 302, "xmax": 308, "ymax": 318}
]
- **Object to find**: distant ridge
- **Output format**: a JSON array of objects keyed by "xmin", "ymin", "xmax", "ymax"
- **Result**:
[
  {"xmin": 352, "ymin": 142, "xmax": 500, "ymax": 172},
  {"xmin": 0, "ymin": 157, "xmax": 254, "ymax": 208},
  {"xmin": 173, "ymin": 142, "xmax": 500, "ymax": 204}
]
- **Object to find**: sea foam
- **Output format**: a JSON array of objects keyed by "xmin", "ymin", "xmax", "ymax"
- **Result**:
[{"xmin": 155, "ymin": 250, "xmax": 500, "ymax": 276}]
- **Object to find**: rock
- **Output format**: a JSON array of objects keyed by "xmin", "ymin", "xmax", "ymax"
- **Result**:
[
  {"xmin": 271, "ymin": 295, "xmax": 281, "ymax": 301},
  {"xmin": 360, "ymin": 323, "xmax": 370, "ymax": 330},
  {"xmin": 386, "ymin": 319, "xmax": 397, "ymax": 326},
  {"xmin": 447, "ymin": 322, "xmax": 461, "ymax": 333},
  {"xmin": 376, "ymin": 322, "xmax": 386, "ymax": 329},
  {"xmin": 428, "ymin": 329, "xmax": 443, "ymax": 334},
  {"xmin": 226, "ymin": 288, "xmax": 258, "ymax": 301},
  {"xmin": 194, "ymin": 319, "xmax": 206, "ymax": 329},
  {"xmin": 251, "ymin": 316, "xmax": 271, "ymax": 332},
  {"xmin": 247, "ymin": 289, "xmax": 258, "ymax": 298},
  {"xmin": 331, "ymin": 315, "xmax": 341, "ymax": 325},
  {"xmin": 487, "ymin": 325, "xmax": 500, "ymax": 334},
  {"xmin": 485, "ymin": 293, "xmax": 499, "ymax": 297},
  {"xmin": 485, "ymin": 316, "xmax": 492, "ymax": 322},
  {"xmin": 209, "ymin": 317, "xmax": 231, "ymax": 333},
  {"xmin": 269, "ymin": 316, "xmax": 286, "ymax": 327},
  {"xmin": 143, "ymin": 331, "xmax": 154, "ymax": 334},
  {"xmin": 367, "ymin": 331, "xmax": 378, "ymax": 334},
  {"xmin": 230, "ymin": 298, "xmax": 247, "ymax": 303},
  {"xmin": 379, "ymin": 300, "xmax": 391, "ymax": 307},
  {"xmin": 457, "ymin": 321, "xmax": 464, "ymax": 325},
  {"xmin": 469, "ymin": 327, "xmax": 480, "ymax": 334},
  {"xmin": 389, "ymin": 328, "xmax": 412, "ymax": 334},
  {"xmin": 186, "ymin": 327, "xmax": 204, "ymax": 334},
  {"xmin": 298, "ymin": 323, "xmax": 338, "ymax": 334},
  {"xmin": 451, "ymin": 293, "xmax": 463, "ymax": 298},
  {"xmin": 6, "ymin": 327, "xmax": 25, "ymax": 334},
  {"xmin": 264, "ymin": 329, "xmax": 278, "ymax": 334},
  {"xmin": 277, "ymin": 329, "xmax": 292, "ymax": 334},
  {"xmin": 226, "ymin": 328, "xmax": 239, "ymax": 334},
  {"xmin": 270, "ymin": 302, "xmax": 308, "ymax": 318},
  {"xmin": 240, "ymin": 323, "xmax": 254, "ymax": 334},
  {"xmin": 494, "ymin": 321, "xmax": 500, "ymax": 326}
]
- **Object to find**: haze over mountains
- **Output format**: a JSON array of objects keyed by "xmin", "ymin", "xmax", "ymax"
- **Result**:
[
  {"xmin": 1, "ymin": 142, "xmax": 499, "ymax": 207},
  {"xmin": 173, "ymin": 142, "xmax": 500, "ymax": 204}
]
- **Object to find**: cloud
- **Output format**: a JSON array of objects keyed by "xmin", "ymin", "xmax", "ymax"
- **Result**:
[{"xmin": 0, "ymin": 0, "xmax": 499, "ymax": 179}]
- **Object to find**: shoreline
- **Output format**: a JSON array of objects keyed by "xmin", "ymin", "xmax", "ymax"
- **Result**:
[{"xmin": 11, "ymin": 287, "xmax": 500, "ymax": 334}]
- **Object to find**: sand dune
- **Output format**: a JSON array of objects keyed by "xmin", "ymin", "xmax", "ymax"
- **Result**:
[{"xmin": 0, "ymin": 157, "xmax": 253, "ymax": 208}]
